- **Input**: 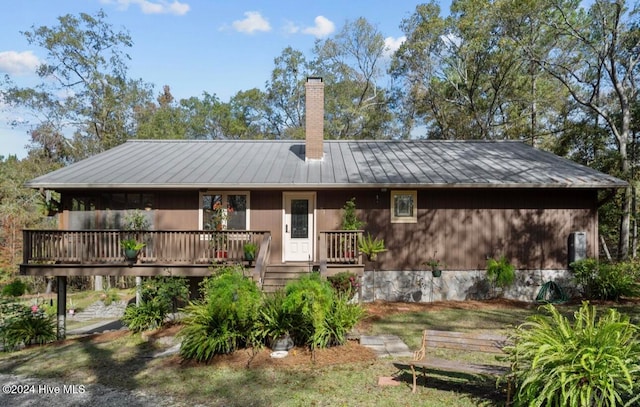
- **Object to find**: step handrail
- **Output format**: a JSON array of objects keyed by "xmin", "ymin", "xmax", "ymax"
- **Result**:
[{"xmin": 253, "ymin": 232, "xmax": 271, "ymax": 288}]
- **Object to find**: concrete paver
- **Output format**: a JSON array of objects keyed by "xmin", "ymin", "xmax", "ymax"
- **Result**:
[{"xmin": 360, "ymin": 334, "xmax": 413, "ymax": 358}]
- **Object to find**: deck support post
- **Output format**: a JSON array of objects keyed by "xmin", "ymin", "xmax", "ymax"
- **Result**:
[
  {"xmin": 136, "ymin": 276, "xmax": 142, "ymax": 306},
  {"xmin": 56, "ymin": 276, "xmax": 67, "ymax": 340}
]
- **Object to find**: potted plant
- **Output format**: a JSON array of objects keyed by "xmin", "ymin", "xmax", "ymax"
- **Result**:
[
  {"xmin": 243, "ymin": 242, "xmax": 258, "ymax": 265},
  {"xmin": 68, "ymin": 299, "xmax": 75, "ymax": 316},
  {"xmin": 358, "ymin": 233, "xmax": 385, "ymax": 261},
  {"xmin": 341, "ymin": 198, "xmax": 366, "ymax": 259},
  {"xmin": 486, "ymin": 255, "xmax": 515, "ymax": 297},
  {"xmin": 121, "ymin": 238, "xmax": 145, "ymax": 262},
  {"xmin": 425, "ymin": 256, "xmax": 443, "ymax": 277}
]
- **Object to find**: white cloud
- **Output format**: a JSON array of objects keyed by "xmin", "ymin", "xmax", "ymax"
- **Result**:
[
  {"xmin": 283, "ymin": 20, "xmax": 300, "ymax": 35},
  {"xmin": 100, "ymin": 0, "xmax": 190, "ymax": 16},
  {"xmin": 302, "ymin": 16, "xmax": 335, "ymax": 38},
  {"xmin": 0, "ymin": 51, "xmax": 40, "ymax": 76},
  {"xmin": 232, "ymin": 11, "xmax": 271, "ymax": 34},
  {"xmin": 383, "ymin": 36, "xmax": 406, "ymax": 58}
]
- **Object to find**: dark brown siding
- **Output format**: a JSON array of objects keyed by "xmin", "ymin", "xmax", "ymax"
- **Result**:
[
  {"xmin": 250, "ymin": 190, "xmax": 284, "ymax": 263},
  {"xmin": 61, "ymin": 188, "xmax": 598, "ymax": 270},
  {"xmin": 352, "ymin": 189, "xmax": 597, "ymax": 271},
  {"xmin": 156, "ymin": 191, "xmax": 199, "ymax": 229}
]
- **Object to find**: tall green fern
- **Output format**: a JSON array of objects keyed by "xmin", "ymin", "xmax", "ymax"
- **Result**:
[{"xmin": 505, "ymin": 302, "xmax": 640, "ymax": 407}]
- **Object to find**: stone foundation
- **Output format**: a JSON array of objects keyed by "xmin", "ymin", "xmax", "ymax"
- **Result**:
[{"xmin": 360, "ymin": 269, "xmax": 577, "ymax": 303}]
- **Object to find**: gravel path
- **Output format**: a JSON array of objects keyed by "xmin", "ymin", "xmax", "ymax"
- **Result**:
[{"xmin": 0, "ymin": 373, "xmax": 183, "ymax": 407}]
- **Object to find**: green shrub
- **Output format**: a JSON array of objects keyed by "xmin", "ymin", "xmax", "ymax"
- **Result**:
[
  {"xmin": 283, "ymin": 273, "xmax": 335, "ymax": 349},
  {"xmin": 100, "ymin": 288, "xmax": 122, "ymax": 306},
  {"xmin": 486, "ymin": 255, "xmax": 515, "ymax": 293},
  {"xmin": 327, "ymin": 271, "xmax": 360, "ymax": 298},
  {"xmin": 283, "ymin": 272, "xmax": 363, "ymax": 349},
  {"xmin": 2, "ymin": 279, "xmax": 28, "ymax": 297},
  {"xmin": 122, "ymin": 276, "xmax": 189, "ymax": 332},
  {"xmin": 179, "ymin": 266, "xmax": 262, "ymax": 361},
  {"xmin": 254, "ymin": 290, "xmax": 292, "ymax": 345},
  {"xmin": 505, "ymin": 302, "xmax": 640, "ymax": 407},
  {"xmin": 571, "ymin": 258, "xmax": 640, "ymax": 301},
  {"xmin": 0, "ymin": 301, "xmax": 56, "ymax": 350},
  {"xmin": 122, "ymin": 301, "xmax": 165, "ymax": 332},
  {"xmin": 323, "ymin": 292, "xmax": 365, "ymax": 347}
]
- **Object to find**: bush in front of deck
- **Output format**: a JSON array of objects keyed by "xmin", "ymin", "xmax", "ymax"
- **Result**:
[
  {"xmin": 122, "ymin": 276, "xmax": 189, "ymax": 332},
  {"xmin": 283, "ymin": 272, "xmax": 363, "ymax": 350},
  {"xmin": 504, "ymin": 302, "xmax": 640, "ymax": 407},
  {"xmin": 179, "ymin": 266, "xmax": 262, "ymax": 361}
]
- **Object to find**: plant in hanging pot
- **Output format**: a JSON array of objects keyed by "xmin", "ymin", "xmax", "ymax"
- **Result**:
[
  {"xmin": 121, "ymin": 238, "xmax": 145, "ymax": 262},
  {"xmin": 243, "ymin": 242, "xmax": 258, "ymax": 265},
  {"xmin": 358, "ymin": 233, "xmax": 385, "ymax": 262},
  {"xmin": 425, "ymin": 254, "xmax": 443, "ymax": 277}
]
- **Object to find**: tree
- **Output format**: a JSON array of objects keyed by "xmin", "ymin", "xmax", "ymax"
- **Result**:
[
  {"xmin": 391, "ymin": 0, "xmax": 570, "ymax": 141},
  {"xmin": 0, "ymin": 155, "xmax": 58, "ymax": 283},
  {"xmin": 264, "ymin": 47, "xmax": 309, "ymax": 139},
  {"xmin": 506, "ymin": 0, "xmax": 640, "ymax": 259},
  {"xmin": 1, "ymin": 10, "xmax": 153, "ymax": 162},
  {"xmin": 313, "ymin": 18, "xmax": 393, "ymax": 139},
  {"xmin": 135, "ymin": 85, "xmax": 188, "ymax": 140}
]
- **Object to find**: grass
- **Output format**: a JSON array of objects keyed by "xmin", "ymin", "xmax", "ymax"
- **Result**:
[{"xmin": 0, "ymin": 299, "xmax": 638, "ymax": 406}]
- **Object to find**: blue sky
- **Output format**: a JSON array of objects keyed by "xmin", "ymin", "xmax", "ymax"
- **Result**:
[{"xmin": 0, "ymin": 0, "xmax": 451, "ymax": 158}]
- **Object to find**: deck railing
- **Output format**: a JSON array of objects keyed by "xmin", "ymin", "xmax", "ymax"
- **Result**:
[
  {"xmin": 319, "ymin": 230, "xmax": 363, "ymax": 266},
  {"xmin": 22, "ymin": 230, "xmax": 270, "ymax": 265}
]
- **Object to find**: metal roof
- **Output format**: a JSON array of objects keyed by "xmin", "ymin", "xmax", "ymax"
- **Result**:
[{"xmin": 25, "ymin": 139, "xmax": 627, "ymax": 190}]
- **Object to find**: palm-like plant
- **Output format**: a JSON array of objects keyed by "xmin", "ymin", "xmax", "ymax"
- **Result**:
[{"xmin": 505, "ymin": 302, "xmax": 640, "ymax": 407}]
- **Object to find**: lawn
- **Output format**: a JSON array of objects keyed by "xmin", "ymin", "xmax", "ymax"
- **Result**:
[{"xmin": 0, "ymin": 298, "xmax": 638, "ymax": 406}]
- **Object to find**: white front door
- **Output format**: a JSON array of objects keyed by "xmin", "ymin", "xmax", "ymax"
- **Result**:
[{"xmin": 283, "ymin": 192, "xmax": 315, "ymax": 262}]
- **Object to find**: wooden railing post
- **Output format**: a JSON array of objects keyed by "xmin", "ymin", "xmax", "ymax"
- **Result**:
[
  {"xmin": 254, "ymin": 232, "xmax": 271, "ymax": 287},
  {"xmin": 319, "ymin": 232, "xmax": 327, "ymax": 274}
]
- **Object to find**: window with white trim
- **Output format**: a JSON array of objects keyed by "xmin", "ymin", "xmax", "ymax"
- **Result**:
[
  {"xmin": 200, "ymin": 192, "xmax": 250, "ymax": 230},
  {"xmin": 391, "ymin": 190, "xmax": 417, "ymax": 223}
]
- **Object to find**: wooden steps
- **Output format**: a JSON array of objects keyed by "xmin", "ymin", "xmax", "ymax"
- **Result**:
[{"xmin": 260, "ymin": 262, "xmax": 364, "ymax": 292}]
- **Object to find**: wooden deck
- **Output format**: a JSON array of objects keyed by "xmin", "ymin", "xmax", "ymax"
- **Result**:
[{"xmin": 20, "ymin": 230, "xmax": 363, "ymax": 287}]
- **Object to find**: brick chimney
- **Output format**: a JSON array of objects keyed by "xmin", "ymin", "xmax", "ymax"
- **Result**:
[{"xmin": 305, "ymin": 77, "xmax": 324, "ymax": 161}]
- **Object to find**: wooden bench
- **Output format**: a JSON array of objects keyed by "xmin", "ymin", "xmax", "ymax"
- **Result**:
[{"xmin": 399, "ymin": 329, "xmax": 511, "ymax": 396}]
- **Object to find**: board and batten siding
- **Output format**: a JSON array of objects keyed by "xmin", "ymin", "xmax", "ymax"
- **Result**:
[
  {"xmin": 59, "ymin": 187, "xmax": 598, "ymax": 271},
  {"xmin": 359, "ymin": 188, "xmax": 597, "ymax": 271}
]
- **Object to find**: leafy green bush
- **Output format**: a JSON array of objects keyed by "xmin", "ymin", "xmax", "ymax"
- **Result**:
[
  {"xmin": 179, "ymin": 266, "xmax": 262, "ymax": 361},
  {"xmin": 327, "ymin": 271, "xmax": 360, "ymax": 299},
  {"xmin": 0, "ymin": 300, "xmax": 56, "ymax": 350},
  {"xmin": 254, "ymin": 290, "xmax": 292, "ymax": 346},
  {"xmin": 571, "ymin": 259, "xmax": 640, "ymax": 301},
  {"xmin": 486, "ymin": 255, "xmax": 515, "ymax": 297},
  {"xmin": 323, "ymin": 292, "xmax": 365, "ymax": 347},
  {"xmin": 100, "ymin": 288, "xmax": 122, "ymax": 306},
  {"xmin": 283, "ymin": 273, "xmax": 335, "ymax": 349},
  {"xmin": 2, "ymin": 279, "xmax": 28, "ymax": 297},
  {"xmin": 283, "ymin": 272, "xmax": 363, "ymax": 349},
  {"xmin": 505, "ymin": 302, "xmax": 640, "ymax": 407},
  {"xmin": 122, "ymin": 276, "xmax": 189, "ymax": 332},
  {"xmin": 122, "ymin": 301, "xmax": 164, "ymax": 332}
]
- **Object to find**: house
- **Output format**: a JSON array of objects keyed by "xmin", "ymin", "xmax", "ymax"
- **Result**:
[{"xmin": 21, "ymin": 77, "xmax": 626, "ymax": 308}]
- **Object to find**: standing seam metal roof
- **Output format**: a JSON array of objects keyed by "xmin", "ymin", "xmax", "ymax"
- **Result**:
[{"xmin": 24, "ymin": 139, "xmax": 628, "ymax": 189}]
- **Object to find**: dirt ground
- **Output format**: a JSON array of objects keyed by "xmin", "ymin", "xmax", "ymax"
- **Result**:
[{"xmin": 65, "ymin": 299, "xmax": 537, "ymax": 370}]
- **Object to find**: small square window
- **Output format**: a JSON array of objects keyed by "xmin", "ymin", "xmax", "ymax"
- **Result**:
[{"xmin": 391, "ymin": 190, "xmax": 417, "ymax": 223}]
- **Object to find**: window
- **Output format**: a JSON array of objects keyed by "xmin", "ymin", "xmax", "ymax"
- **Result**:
[
  {"xmin": 391, "ymin": 190, "xmax": 417, "ymax": 223},
  {"xmin": 200, "ymin": 192, "xmax": 249, "ymax": 230}
]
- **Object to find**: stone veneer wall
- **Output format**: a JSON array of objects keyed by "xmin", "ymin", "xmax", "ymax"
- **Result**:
[{"xmin": 360, "ymin": 269, "xmax": 577, "ymax": 303}]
